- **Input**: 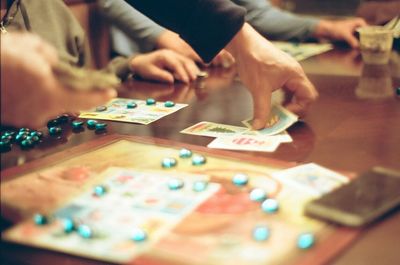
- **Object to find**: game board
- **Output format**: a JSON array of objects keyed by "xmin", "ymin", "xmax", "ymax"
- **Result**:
[
  {"xmin": 273, "ymin": 41, "xmax": 333, "ymax": 61},
  {"xmin": 1, "ymin": 135, "xmax": 359, "ymax": 265}
]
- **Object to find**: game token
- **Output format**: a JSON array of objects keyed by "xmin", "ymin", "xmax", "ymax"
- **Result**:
[
  {"xmin": 261, "ymin": 198, "xmax": 279, "ymax": 213},
  {"xmin": 20, "ymin": 138, "xmax": 34, "ymax": 148},
  {"xmin": 1, "ymin": 134, "xmax": 13, "ymax": 142},
  {"xmin": 94, "ymin": 185, "xmax": 107, "ymax": 196},
  {"xmin": 19, "ymin": 128, "xmax": 30, "ymax": 133},
  {"xmin": 0, "ymin": 141, "xmax": 11, "ymax": 153},
  {"xmin": 95, "ymin": 105, "xmax": 107, "ymax": 112},
  {"xmin": 48, "ymin": 126, "xmax": 62, "ymax": 136},
  {"xmin": 249, "ymin": 188, "xmax": 267, "ymax": 202},
  {"xmin": 86, "ymin": 119, "xmax": 98, "ymax": 129},
  {"xmin": 15, "ymin": 132, "xmax": 28, "ymax": 143},
  {"xmin": 63, "ymin": 218, "xmax": 75, "ymax": 233},
  {"xmin": 30, "ymin": 131, "xmax": 43, "ymax": 139},
  {"xmin": 297, "ymin": 232, "xmax": 315, "ymax": 249},
  {"xmin": 179, "ymin": 148, "xmax": 192, "ymax": 158},
  {"xmin": 192, "ymin": 155, "xmax": 206, "ymax": 166},
  {"xmin": 95, "ymin": 123, "xmax": 107, "ymax": 131},
  {"xmin": 161, "ymin": 157, "xmax": 177, "ymax": 168},
  {"xmin": 193, "ymin": 180, "xmax": 208, "ymax": 192},
  {"xmin": 168, "ymin": 178, "xmax": 184, "ymax": 190},
  {"xmin": 33, "ymin": 214, "xmax": 48, "ymax": 225},
  {"xmin": 27, "ymin": 135, "xmax": 40, "ymax": 143},
  {"xmin": 72, "ymin": 120, "xmax": 84, "ymax": 129},
  {"xmin": 252, "ymin": 225, "xmax": 270, "ymax": 241},
  {"xmin": 131, "ymin": 228, "xmax": 147, "ymax": 242},
  {"xmin": 232, "ymin": 173, "xmax": 249, "ymax": 186},
  {"xmin": 56, "ymin": 114, "xmax": 70, "ymax": 124},
  {"xmin": 126, "ymin": 101, "xmax": 137, "ymax": 109},
  {"xmin": 77, "ymin": 225, "xmax": 92, "ymax": 238},
  {"xmin": 47, "ymin": 119, "xmax": 59, "ymax": 128},
  {"xmin": 146, "ymin": 98, "xmax": 156, "ymax": 105},
  {"xmin": 164, "ymin": 101, "xmax": 175, "ymax": 107}
]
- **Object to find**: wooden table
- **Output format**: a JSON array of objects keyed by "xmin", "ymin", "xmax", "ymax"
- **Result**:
[{"xmin": 1, "ymin": 47, "xmax": 400, "ymax": 265}]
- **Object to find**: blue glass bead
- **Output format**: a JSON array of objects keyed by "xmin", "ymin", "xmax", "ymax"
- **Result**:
[
  {"xmin": 95, "ymin": 105, "xmax": 107, "ymax": 112},
  {"xmin": 3, "ymin": 131, "xmax": 15, "ymax": 137},
  {"xmin": 179, "ymin": 148, "xmax": 192, "ymax": 158},
  {"xmin": 252, "ymin": 226, "xmax": 270, "ymax": 241},
  {"xmin": 193, "ymin": 180, "xmax": 208, "ymax": 192},
  {"xmin": 0, "ymin": 141, "xmax": 12, "ymax": 152},
  {"xmin": 72, "ymin": 120, "xmax": 84, "ymax": 129},
  {"xmin": 27, "ymin": 135, "xmax": 40, "ymax": 143},
  {"xmin": 164, "ymin": 101, "xmax": 175, "ymax": 107},
  {"xmin": 232, "ymin": 173, "xmax": 249, "ymax": 186},
  {"xmin": 63, "ymin": 218, "xmax": 75, "ymax": 233},
  {"xmin": 162, "ymin": 157, "xmax": 177, "ymax": 168},
  {"xmin": 146, "ymin": 98, "xmax": 156, "ymax": 105},
  {"xmin": 86, "ymin": 119, "xmax": 98, "ymax": 129},
  {"xmin": 249, "ymin": 188, "xmax": 267, "ymax": 202},
  {"xmin": 192, "ymin": 155, "xmax": 206, "ymax": 166},
  {"xmin": 168, "ymin": 178, "xmax": 184, "ymax": 190},
  {"xmin": 15, "ymin": 132, "xmax": 28, "ymax": 143},
  {"xmin": 30, "ymin": 131, "xmax": 43, "ymax": 139},
  {"xmin": 56, "ymin": 114, "xmax": 70, "ymax": 124},
  {"xmin": 20, "ymin": 139, "xmax": 34, "ymax": 148},
  {"xmin": 94, "ymin": 185, "xmax": 107, "ymax": 196},
  {"xmin": 126, "ymin": 102, "xmax": 137, "ymax": 109},
  {"xmin": 131, "ymin": 228, "xmax": 147, "ymax": 242},
  {"xmin": 47, "ymin": 119, "xmax": 59, "ymax": 128},
  {"xmin": 261, "ymin": 198, "xmax": 279, "ymax": 213},
  {"xmin": 95, "ymin": 123, "xmax": 107, "ymax": 131},
  {"xmin": 77, "ymin": 225, "xmax": 92, "ymax": 238},
  {"xmin": 33, "ymin": 214, "xmax": 48, "ymax": 225},
  {"xmin": 1, "ymin": 134, "xmax": 13, "ymax": 142},
  {"xmin": 297, "ymin": 232, "xmax": 315, "ymax": 249},
  {"xmin": 48, "ymin": 126, "xmax": 62, "ymax": 136},
  {"xmin": 19, "ymin": 128, "xmax": 31, "ymax": 133}
]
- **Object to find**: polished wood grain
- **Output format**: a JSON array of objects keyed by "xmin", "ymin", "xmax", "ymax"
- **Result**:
[{"xmin": 1, "ymin": 48, "xmax": 400, "ymax": 265}]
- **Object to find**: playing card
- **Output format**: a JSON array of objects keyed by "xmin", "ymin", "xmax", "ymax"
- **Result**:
[
  {"xmin": 271, "ymin": 163, "xmax": 349, "ymax": 196},
  {"xmin": 180, "ymin": 121, "xmax": 249, "ymax": 138},
  {"xmin": 242, "ymin": 105, "xmax": 298, "ymax": 136},
  {"xmin": 207, "ymin": 134, "xmax": 281, "ymax": 152}
]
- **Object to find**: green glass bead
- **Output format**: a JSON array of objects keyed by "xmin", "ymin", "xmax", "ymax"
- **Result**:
[
  {"xmin": 48, "ymin": 126, "xmax": 62, "ymax": 136},
  {"xmin": 168, "ymin": 178, "xmax": 184, "ymax": 190},
  {"xmin": 77, "ymin": 225, "xmax": 92, "ymax": 238},
  {"xmin": 252, "ymin": 226, "xmax": 270, "ymax": 241},
  {"xmin": 162, "ymin": 157, "xmax": 177, "ymax": 168},
  {"xmin": 72, "ymin": 120, "xmax": 84, "ymax": 129},
  {"xmin": 297, "ymin": 233, "xmax": 315, "ymax": 249},
  {"xmin": 0, "ymin": 141, "xmax": 12, "ymax": 153},
  {"xmin": 20, "ymin": 139, "xmax": 34, "ymax": 148},
  {"xmin": 131, "ymin": 228, "xmax": 147, "ymax": 242},
  {"xmin": 86, "ymin": 120, "xmax": 98, "ymax": 129},
  {"xmin": 15, "ymin": 132, "xmax": 28, "ymax": 143},
  {"xmin": 126, "ymin": 102, "xmax": 137, "ymax": 109},
  {"xmin": 63, "ymin": 218, "xmax": 75, "ymax": 233},
  {"xmin": 249, "ymin": 188, "xmax": 267, "ymax": 202},
  {"xmin": 94, "ymin": 185, "xmax": 107, "ymax": 196},
  {"xmin": 164, "ymin": 101, "xmax": 175, "ymax": 107},
  {"xmin": 47, "ymin": 119, "xmax": 59, "ymax": 128},
  {"xmin": 30, "ymin": 131, "xmax": 43, "ymax": 139},
  {"xmin": 192, "ymin": 155, "xmax": 206, "ymax": 166},
  {"xmin": 95, "ymin": 123, "xmax": 107, "ymax": 131},
  {"xmin": 232, "ymin": 173, "xmax": 249, "ymax": 186},
  {"xmin": 95, "ymin": 106, "xmax": 107, "ymax": 112},
  {"xmin": 146, "ymin": 98, "xmax": 156, "ymax": 105},
  {"xmin": 56, "ymin": 114, "xmax": 70, "ymax": 124},
  {"xmin": 193, "ymin": 180, "xmax": 208, "ymax": 192},
  {"xmin": 261, "ymin": 198, "xmax": 279, "ymax": 213},
  {"xmin": 33, "ymin": 214, "xmax": 48, "ymax": 225},
  {"xmin": 27, "ymin": 135, "xmax": 40, "ymax": 143},
  {"xmin": 179, "ymin": 148, "xmax": 192, "ymax": 158}
]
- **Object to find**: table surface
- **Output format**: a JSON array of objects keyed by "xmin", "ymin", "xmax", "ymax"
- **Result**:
[{"xmin": 1, "ymin": 47, "xmax": 400, "ymax": 265}]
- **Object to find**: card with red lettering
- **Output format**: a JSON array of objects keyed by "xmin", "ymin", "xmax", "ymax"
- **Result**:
[
  {"xmin": 207, "ymin": 135, "xmax": 281, "ymax": 152},
  {"xmin": 181, "ymin": 121, "xmax": 248, "ymax": 138}
]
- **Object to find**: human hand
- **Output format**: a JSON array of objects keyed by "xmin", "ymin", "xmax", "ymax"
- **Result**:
[
  {"xmin": 130, "ymin": 49, "xmax": 199, "ymax": 84},
  {"xmin": 1, "ymin": 33, "xmax": 116, "ymax": 129},
  {"xmin": 226, "ymin": 23, "xmax": 318, "ymax": 130},
  {"xmin": 313, "ymin": 18, "xmax": 367, "ymax": 48}
]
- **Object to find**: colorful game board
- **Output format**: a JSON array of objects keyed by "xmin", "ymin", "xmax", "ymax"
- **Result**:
[
  {"xmin": 273, "ymin": 41, "xmax": 333, "ymax": 61},
  {"xmin": 79, "ymin": 98, "xmax": 187, "ymax": 124},
  {"xmin": 1, "ymin": 135, "xmax": 359, "ymax": 265}
]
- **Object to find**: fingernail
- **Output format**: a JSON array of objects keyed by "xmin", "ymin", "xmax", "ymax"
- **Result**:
[{"xmin": 252, "ymin": 119, "xmax": 264, "ymax": 130}]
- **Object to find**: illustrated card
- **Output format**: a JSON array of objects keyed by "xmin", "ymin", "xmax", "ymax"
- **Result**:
[
  {"xmin": 207, "ymin": 135, "xmax": 281, "ymax": 152},
  {"xmin": 3, "ymin": 168, "xmax": 220, "ymax": 263},
  {"xmin": 271, "ymin": 163, "xmax": 349, "ymax": 197},
  {"xmin": 79, "ymin": 98, "xmax": 187, "ymax": 124},
  {"xmin": 242, "ymin": 105, "xmax": 298, "ymax": 136},
  {"xmin": 180, "ymin": 121, "xmax": 249, "ymax": 138},
  {"xmin": 273, "ymin": 41, "xmax": 333, "ymax": 61}
]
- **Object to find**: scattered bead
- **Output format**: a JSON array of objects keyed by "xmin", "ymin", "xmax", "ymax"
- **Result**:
[
  {"xmin": 297, "ymin": 232, "xmax": 315, "ymax": 249},
  {"xmin": 0, "ymin": 141, "xmax": 12, "ymax": 153},
  {"xmin": 146, "ymin": 98, "xmax": 156, "ymax": 105},
  {"xmin": 15, "ymin": 132, "xmax": 28, "ymax": 143},
  {"xmin": 162, "ymin": 157, "xmax": 177, "ymax": 168},
  {"xmin": 168, "ymin": 178, "xmax": 184, "ymax": 190},
  {"xmin": 232, "ymin": 173, "xmax": 249, "ymax": 186},
  {"xmin": 192, "ymin": 155, "xmax": 206, "ymax": 166},
  {"xmin": 193, "ymin": 180, "xmax": 208, "ymax": 192},
  {"xmin": 94, "ymin": 185, "xmax": 107, "ymax": 196},
  {"xmin": 48, "ymin": 126, "xmax": 62, "ymax": 136},
  {"xmin": 63, "ymin": 218, "xmax": 75, "ymax": 233},
  {"xmin": 33, "ymin": 214, "xmax": 48, "ymax": 225},
  {"xmin": 261, "ymin": 198, "xmax": 279, "ymax": 213},
  {"xmin": 72, "ymin": 120, "xmax": 84, "ymax": 130},
  {"xmin": 19, "ymin": 128, "xmax": 30, "ymax": 133},
  {"xmin": 95, "ymin": 123, "xmax": 107, "ymax": 131},
  {"xmin": 77, "ymin": 225, "xmax": 92, "ymax": 238},
  {"xmin": 164, "ymin": 101, "xmax": 175, "ymax": 107},
  {"xmin": 47, "ymin": 119, "xmax": 59, "ymax": 128},
  {"xmin": 1, "ymin": 134, "xmax": 13, "ymax": 142},
  {"xmin": 126, "ymin": 102, "xmax": 137, "ymax": 109},
  {"xmin": 95, "ymin": 105, "xmax": 107, "ymax": 112},
  {"xmin": 249, "ymin": 188, "xmax": 267, "ymax": 202},
  {"xmin": 86, "ymin": 119, "xmax": 98, "ymax": 129},
  {"xmin": 252, "ymin": 226, "xmax": 270, "ymax": 241},
  {"xmin": 179, "ymin": 148, "xmax": 192, "ymax": 158},
  {"xmin": 27, "ymin": 135, "xmax": 40, "ymax": 143},
  {"xmin": 20, "ymin": 138, "xmax": 34, "ymax": 148},
  {"xmin": 30, "ymin": 131, "xmax": 43, "ymax": 139},
  {"xmin": 56, "ymin": 114, "xmax": 70, "ymax": 124},
  {"xmin": 131, "ymin": 228, "xmax": 147, "ymax": 242}
]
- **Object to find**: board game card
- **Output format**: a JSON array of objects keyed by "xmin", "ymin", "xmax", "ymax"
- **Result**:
[
  {"xmin": 271, "ymin": 163, "xmax": 349, "ymax": 196},
  {"xmin": 180, "ymin": 121, "xmax": 249, "ymax": 138},
  {"xmin": 242, "ymin": 105, "xmax": 298, "ymax": 136},
  {"xmin": 207, "ymin": 134, "xmax": 281, "ymax": 152},
  {"xmin": 272, "ymin": 41, "xmax": 333, "ymax": 61},
  {"xmin": 79, "ymin": 98, "xmax": 187, "ymax": 124}
]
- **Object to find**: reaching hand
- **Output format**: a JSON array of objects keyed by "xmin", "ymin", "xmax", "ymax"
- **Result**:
[
  {"xmin": 1, "ymin": 33, "xmax": 116, "ymax": 129},
  {"xmin": 226, "ymin": 23, "xmax": 318, "ymax": 130},
  {"xmin": 130, "ymin": 49, "xmax": 199, "ymax": 83},
  {"xmin": 313, "ymin": 18, "xmax": 367, "ymax": 48}
]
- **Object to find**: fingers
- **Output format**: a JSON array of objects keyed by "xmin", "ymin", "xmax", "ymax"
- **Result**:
[
  {"xmin": 143, "ymin": 66, "xmax": 175, "ymax": 84},
  {"xmin": 251, "ymin": 86, "xmax": 272, "ymax": 130},
  {"xmin": 64, "ymin": 88, "xmax": 117, "ymax": 112},
  {"xmin": 284, "ymin": 75, "xmax": 318, "ymax": 117},
  {"xmin": 158, "ymin": 51, "xmax": 199, "ymax": 83}
]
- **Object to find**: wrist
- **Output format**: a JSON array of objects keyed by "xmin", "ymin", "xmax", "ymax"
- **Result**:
[{"xmin": 313, "ymin": 20, "xmax": 333, "ymax": 39}]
